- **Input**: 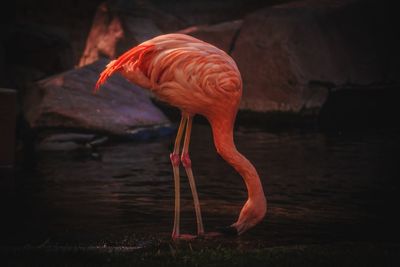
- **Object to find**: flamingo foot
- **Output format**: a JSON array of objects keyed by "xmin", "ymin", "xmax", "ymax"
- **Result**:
[
  {"xmin": 172, "ymin": 233, "xmax": 198, "ymax": 241},
  {"xmin": 172, "ymin": 232, "xmax": 225, "ymax": 241}
]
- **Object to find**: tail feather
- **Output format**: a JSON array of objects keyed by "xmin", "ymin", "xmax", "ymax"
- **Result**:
[{"xmin": 94, "ymin": 44, "xmax": 155, "ymax": 92}]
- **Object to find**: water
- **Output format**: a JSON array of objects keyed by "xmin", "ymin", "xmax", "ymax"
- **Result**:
[{"xmin": 1, "ymin": 123, "xmax": 400, "ymax": 248}]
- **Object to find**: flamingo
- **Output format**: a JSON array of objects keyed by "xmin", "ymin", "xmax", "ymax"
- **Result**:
[{"xmin": 95, "ymin": 33, "xmax": 266, "ymax": 239}]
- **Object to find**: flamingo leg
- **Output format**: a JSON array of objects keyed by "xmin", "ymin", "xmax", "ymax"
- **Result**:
[
  {"xmin": 170, "ymin": 115, "xmax": 187, "ymax": 239},
  {"xmin": 181, "ymin": 116, "xmax": 205, "ymax": 236}
]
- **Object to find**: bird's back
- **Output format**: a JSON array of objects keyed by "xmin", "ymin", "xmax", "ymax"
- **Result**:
[{"xmin": 96, "ymin": 33, "xmax": 242, "ymax": 116}]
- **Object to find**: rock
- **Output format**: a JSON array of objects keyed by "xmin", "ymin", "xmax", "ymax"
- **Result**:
[
  {"xmin": 37, "ymin": 140, "xmax": 84, "ymax": 152},
  {"xmin": 115, "ymin": 16, "xmax": 163, "ymax": 55},
  {"xmin": 0, "ymin": 41, "xmax": 6, "ymax": 86},
  {"xmin": 0, "ymin": 88, "xmax": 17, "ymax": 167},
  {"xmin": 150, "ymin": 0, "xmax": 269, "ymax": 28},
  {"xmin": 37, "ymin": 133, "xmax": 108, "ymax": 152},
  {"xmin": 78, "ymin": 3, "xmax": 124, "ymax": 67},
  {"xmin": 318, "ymin": 85, "xmax": 400, "ymax": 130},
  {"xmin": 10, "ymin": 0, "xmax": 101, "ymax": 68},
  {"xmin": 41, "ymin": 133, "xmax": 97, "ymax": 144},
  {"xmin": 180, "ymin": 20, "xmax": 242, "ymax": 53},
  {"xmin": 78, "ymin": 1, "xmax": 183, "ymax": 67},
  {"xmin": 23, "ymin": 58, "xmax": 169, "ymax": 136},
  {"xmin": 231, "ymin": 0, "xmax": 399, "ymax": 112},
  {"xmin": 111, "ymin": 0, "xmax": 185, "ymax": 34},
  {"xmin": 77, "ymin": 1, "xmax": 296, "ymax": 68},
  {"xmin": 3, "ymin": 23, "xmax": 73, "ymax": 87}
]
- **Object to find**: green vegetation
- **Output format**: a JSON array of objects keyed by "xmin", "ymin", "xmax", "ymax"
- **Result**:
[{"xmin": 2, "ymin": 241, "xmax": 399, "ymax": 267}]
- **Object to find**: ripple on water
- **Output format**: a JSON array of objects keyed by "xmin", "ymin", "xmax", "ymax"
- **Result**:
[{"xmin": 1, "ymin": 125, "xmax": 399, "ymax": 247}]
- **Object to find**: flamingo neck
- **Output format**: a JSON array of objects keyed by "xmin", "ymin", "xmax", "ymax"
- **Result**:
[{"xmin": 209, "ymin": 116, "xmax": 265, "ymax": 201}]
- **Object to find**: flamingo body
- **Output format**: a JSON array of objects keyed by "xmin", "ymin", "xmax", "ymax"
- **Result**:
[
  {"xmin": 96, "ymin": 34, "xmax": 242, "ymax": 118},
  {"xmin": 95, "ymin": 33, "xmax": 266, "ymax": 237}
]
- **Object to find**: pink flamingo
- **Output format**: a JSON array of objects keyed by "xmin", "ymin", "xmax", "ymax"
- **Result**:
[{"xmin": 95, "ymin": 33, "xmax": 266, "ymax": 239}]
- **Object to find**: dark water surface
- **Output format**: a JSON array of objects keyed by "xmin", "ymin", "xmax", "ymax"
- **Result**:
[{"xmin": 1, "ymin": 124, "xmax": 400, "ymax": 249}]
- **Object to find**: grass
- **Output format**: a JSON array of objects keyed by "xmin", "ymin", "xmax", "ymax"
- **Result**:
[{"xmin": 2, "ymin": 241, "xmax": 400, "ymax": 267}]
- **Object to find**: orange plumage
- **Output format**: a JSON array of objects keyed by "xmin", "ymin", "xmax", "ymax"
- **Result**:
[{"xmin": 95, "ymin": 33, "xmax": 266, "ymax": 239}]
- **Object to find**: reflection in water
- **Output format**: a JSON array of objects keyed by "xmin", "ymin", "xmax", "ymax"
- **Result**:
[{"xmin": 2, "ymin": 124, "xmax": 400, "ymax": 247}]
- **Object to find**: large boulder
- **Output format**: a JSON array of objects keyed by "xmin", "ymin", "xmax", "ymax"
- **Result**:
[
  {"xmin": 77, "ymin": 0, "xmax": 282, "ymax": 67},
  {"xmin": 0, "ymin": 89, "xmax": 17, "ymax": 167},
  {"xmin": 23, "ymin": 58, "xmax": 169, "ymax": 136},
  {"xmin": 180, "ymin": 20, "xmax": 242, "ymax": 54},
  {"xmin": 2, "ymin": 23, "xmax": 74, "ymax": 88},
  {"xmin": 231, "ymin": 0, "xmax": 399, "ymax": 112},
  {"xmin": 78, "ymin": 1, "xmax": 182, "ymax": 67},
  {"xmin": 2, "ymin": 1, "xmax": 101, "ymax": 76},
  {"xmin": 78, "ymin": 3, "xmax": 124, "ymax": 67}
]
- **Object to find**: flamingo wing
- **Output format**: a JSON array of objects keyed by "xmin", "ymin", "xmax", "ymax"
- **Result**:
[{"xmin": 94, "ymin": 44, "xmax": 156, "ymax": 91}]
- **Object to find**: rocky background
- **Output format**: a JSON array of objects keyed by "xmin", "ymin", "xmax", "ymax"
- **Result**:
[{"xmin": 0, "ymin": 0, "xmax": 399, "ymax": 158}]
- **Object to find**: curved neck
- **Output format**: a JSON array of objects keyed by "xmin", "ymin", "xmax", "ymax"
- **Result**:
[{"xmin": 209, "ymin": 116, "xmax": 265, "ymax": 201}]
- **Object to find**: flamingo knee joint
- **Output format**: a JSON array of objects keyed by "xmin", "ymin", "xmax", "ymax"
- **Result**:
[
  {"xmin": 170, "ymin": 153, "xmax": 180, "ymax": 166},
  {"xmin": 181, "ymin": 153, "xmax": 192, "ymax": 168}
]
